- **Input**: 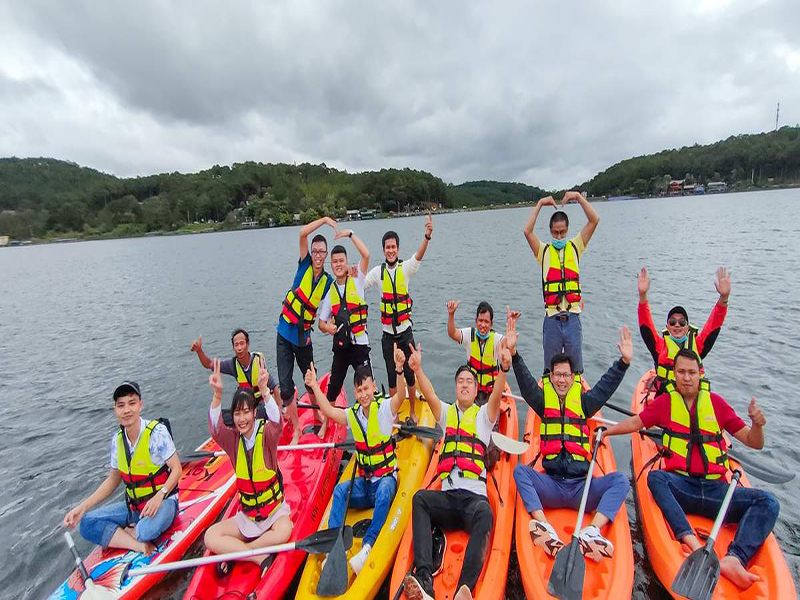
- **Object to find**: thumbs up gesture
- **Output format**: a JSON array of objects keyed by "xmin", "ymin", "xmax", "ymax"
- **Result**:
[{"xmin": 748, "ymin": 397, "xmax": 766, "ymax": 428}]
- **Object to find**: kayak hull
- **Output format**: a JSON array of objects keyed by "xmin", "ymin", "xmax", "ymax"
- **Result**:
[
  {"xmin": 631, "ymin": 369, "xmax": 797, "ymax": 600},
  {"xmin": 295, "ymin": 397, "xmax": 435, "ymax": 600},
  {"xmin": 390, "ymin": 388, "xmax": 518, "ymax": 600}
]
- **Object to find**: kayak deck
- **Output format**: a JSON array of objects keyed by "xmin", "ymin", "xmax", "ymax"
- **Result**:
[
  {"xmin": 295, "ymin": 397, "xmax": 436, "ymax": 600},
  {"xmin": 631, "ymin": 369, "xmax": 797, "ymax": 600}
]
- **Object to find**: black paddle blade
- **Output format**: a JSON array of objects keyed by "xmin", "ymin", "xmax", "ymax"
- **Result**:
[
  {"xmin": 297, "ymin": 526, "xmax": 353, "ymax": 555},
  {"xmin": 671, "ymin": 545, "xmax": 720, "ymax": 600},
  {"xmin": 398, "ymin": 424, "xmax": 443, "ymax": 441},
  {"xmin": 547, "ymin": 538, "xmax": 585, "ymax": 600},
  {"xmin": 315, "ymin": 533, "xmax": 349, "ymax": 597}
]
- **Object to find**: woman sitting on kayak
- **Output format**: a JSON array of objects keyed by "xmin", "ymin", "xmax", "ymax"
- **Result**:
[{"xmin": 205, "ymin": 356, "xmax": 292, "ymax": 578}]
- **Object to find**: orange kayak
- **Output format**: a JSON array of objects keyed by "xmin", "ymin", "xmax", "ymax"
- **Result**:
[
  {"xmin": 631, "ymin": 369, "xmax": 797, "ymax": 599},
  {"xmin": 389, "ymin": 387, "xmax": 518, "ymax": 600}
]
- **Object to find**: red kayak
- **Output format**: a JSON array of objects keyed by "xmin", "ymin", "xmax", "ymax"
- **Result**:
[{"xmin": 185, "ymin": 372, "xmax": 348, "ymax": 600}]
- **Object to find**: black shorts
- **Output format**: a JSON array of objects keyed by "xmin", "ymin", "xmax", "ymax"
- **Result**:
[{"xmin": 381, "ymin": 329, "xmax": 416, "ymax": 389}]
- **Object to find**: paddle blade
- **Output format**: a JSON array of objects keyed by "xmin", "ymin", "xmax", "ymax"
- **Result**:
[
  {"xmin": 316, "ymin": 533, "xmax": 349, "ymax": 597},
  {"xmin": 297, "ymin": 526, "xmax": 353, "ymax": 555},
  {"xmin": 81, "ymin": 580, "xmax": 119, "ymax": 600},
  {"xmin": 671, "ymin": 546, "xmax": 720, "ymax": 600},
  {"xmin": 491, "ymin": 431, "xmax": 528, "ymax": 455},
  {"xmin": 547, "ymin": 538, "xmax": 585, "ymax": 600},
  {"xmin": 398, "ymin": 424, "xmax": 442, "ymax": 441}
]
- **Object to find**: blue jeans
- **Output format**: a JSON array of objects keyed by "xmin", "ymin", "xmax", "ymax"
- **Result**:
[
  {"xmin": 327, "ymin": 475, "xmax": 397, "ymax": 547},
  {"xmin": 543, "ymin": 313, "xmax": 583, "ymax": 373},
  {"xmin": 514, "ymin": 464, "xmax": 629, "ymax": 522},
  {"xmin": 647, "ymin": 470, "xmax": 780, "ymax": 566},
  {"xmin": 79, "ymin": 498, "xmax": 179, "ymax": 547}
]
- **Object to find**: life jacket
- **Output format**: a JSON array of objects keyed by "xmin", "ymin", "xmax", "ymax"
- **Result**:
[
  {"xmin": 330, "ymin": 277, "xmax": 368, "ymax": 340},
  {"xmin": 541, "ymin": 242, "xmax": 582, "ymax": 310},
  {"xmin": 656, "ymin": 327, "xmax": 702, "ymax": 382},
  {"xmin": 467, "ymin": 329, "xmax": 498, "ymax": 396},
  {"xmin": 234, "ymin": 352, "xmax": 265, "ymax": 399},
  {"xmin": 539, "ymin": 374, "xmax": 590, "ymax": 464},
  {"xmin": 380, "ymin": 261, "xmax": 413, "ymax": 332},
  {"xmin": 661, "ymin": 380, "xmax": 729, "ymax": 480},
  {"xmin": 281, "ymin": 262, "xmax": 331, "ymax": 333},
  {"xmin": 347, "ymin": 393, "xmax": 397, "ymax": 479},
  {"xmin": 235, "ymin": 420, "xmax": 285, "ymax": 521},
  {"xmin": 117, "ymin": 419, "xmax": 175, "ymax": 512},
  {"xmin": 437, "ymin": 403, "xmax": 487, "ymax": 484}
]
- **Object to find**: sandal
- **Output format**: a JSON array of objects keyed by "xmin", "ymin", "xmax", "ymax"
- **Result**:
[
  {"xmin": 216, "ymin": 560, "xmax": 233, "ymax": 579},
  {"xmin": 259, "ymin": 554, "xmax": 275, "ymax": 578}
]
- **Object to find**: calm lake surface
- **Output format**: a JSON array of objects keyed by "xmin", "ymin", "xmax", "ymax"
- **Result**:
[{"xmin": 2, "ymin": 190, "xmax": 799, "ymax": 599}]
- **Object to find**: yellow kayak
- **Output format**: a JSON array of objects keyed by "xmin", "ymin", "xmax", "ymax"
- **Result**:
[{"xmin": 295, "ymin": 397, "xmax": 435, "ymax": 600}]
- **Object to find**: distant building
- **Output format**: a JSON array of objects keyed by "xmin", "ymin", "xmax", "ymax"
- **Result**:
[
  {"xmin": 707, "ymin": 181, "xmax": 728, "ymax": 193},
  {"xmin": 346, "ymin": 209, "xmax": 361, "ymax": 221},
  {"xmin": 0, "ymin": 236, "xmax": 8, "ymax": 247},
  {"xmin": 360, "ymin": 208, "xmax": 376, "ymax": 219},
  {"xmin": 241, "ymin": 217, "xmax": 258, "ymax": 228},
  {"xmin": 668, "ymin": 180, "xmax": 685, "ymax": 195},
  {"xmin": 293, "ymin": 213, "xmax": 300, "ymax": 224}
]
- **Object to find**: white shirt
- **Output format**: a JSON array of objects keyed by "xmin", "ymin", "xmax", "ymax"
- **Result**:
[
  {"xmin": 437, "ymin": 402, "xmax": 496, "ymax": 496},
  {"xmin": 364, "ymin": 255, "xmax": 421, "ymax": 335},
  {"xmin": 457, "ymin": 328, "xmax": 505, "ymax": 364},
  {"xmin": 348, "ymin": 397, "xmax": 398, "ymax": 481},
  {"xmin": 318, "ymin": 267, "xmax": 369, "ymax": 345},
  {"xmin": 208, "ymin": 395, "xmax": 281, "ymax": 450},
  {"xmin": 109, "ymin": 417, "xmax": 176, "ymax": 469}
]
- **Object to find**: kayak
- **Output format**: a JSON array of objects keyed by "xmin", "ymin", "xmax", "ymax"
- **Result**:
[
  {"xmin": 295, "ymin": 396, "xmax": 436, "ymax": 600},
  {"xmin": 389, "ymin": 387, "xmax": 518, "ymax": 600},
  {"xmin": 631, "ymin": 369, "xmax": 797, "ymax": 599},
  {"xmin": 185, "ymin": 372, "xmax": 348, "ymax": 600},
  {"xmin": 513, "ymin": 377, "xmax": 634, "ymax": 599},
  {"xmin": 49, "ymin": 437, "xmax": 236, "ymax": 599}
]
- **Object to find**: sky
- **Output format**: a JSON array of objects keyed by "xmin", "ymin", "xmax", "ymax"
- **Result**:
[{"xmin": 1, "ymin": 0, "xmax": 798, "ymax": 189}]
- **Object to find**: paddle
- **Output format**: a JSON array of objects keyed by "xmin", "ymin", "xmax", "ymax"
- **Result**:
[
  {"xmin": 62, "ymin": 532, "xmax": 117, "ymax": 600},
  {"xmin": 547, "ymin": 427, "xmax": 606, "ymax": 600},
  {"xmin": 120, "ymin": 526, "xmax": 352, "ymax": 580},
  {"xmin": 671, "ymin": 470, "xmax": 742, "ymax": 600},
  {"xmin": 604, "ymin": 401, "xmax": 795, "ymax": 484},
  {"xmin": 316, "ymin": 461, "xmax": 359, "ymax": 596},
  {"xmin": 491, "ymin": 413, "xmax": 616, "ymax": 456}
]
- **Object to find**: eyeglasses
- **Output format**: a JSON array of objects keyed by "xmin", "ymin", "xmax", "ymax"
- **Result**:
[
  {"xmin": 310, "ymin": 249, "xmax": 328, "ymax": 256},
  {"xmin": 668, "ymin": 317, "xmax": 687, "ymax": 327},
  {"xmin": 551, "ymin": 372, "xmax": 572, "ymax": 380}
]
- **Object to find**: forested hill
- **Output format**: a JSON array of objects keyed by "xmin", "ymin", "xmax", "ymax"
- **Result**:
[
  {"xmin": 580, "ymin": 126, "xmax": 800, "ymax": 197},
  {"xmin": 446, "ymin": 180, "xmax": 548, "ymax": 207}
]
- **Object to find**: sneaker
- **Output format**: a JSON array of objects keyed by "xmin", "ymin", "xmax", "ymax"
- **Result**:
[
  {"xmin": 404, "ymin": 572, "xmax": 435, "ymax": 600},
  {"xmin": 529, "ymin": 519, "xmax": 564, "ymax": 557},
  {"xmin": 348, "ymin": 543, "xmax": 371, "ymax": 575},
  {"xmin": 431, "ymin": 527, "xmax": 447, "ymax": 576},
  {"xmin": 577, "ymin": 525, "xmax": 614, "ymax": 562}
]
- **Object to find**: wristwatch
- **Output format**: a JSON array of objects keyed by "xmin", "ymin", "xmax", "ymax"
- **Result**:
[
  {"xmin": 395, "ymin": 369, "xmax": 404, "ymax": 375},
  {"xmin": 348, "ymin": 231, "xmax": 353, "ymax": 238},
  {"xmin": 425, "ymin": 233, "xmax": 431, "ymax": 240},
  {"xmin": 160, "ymin": 487, "xmax": 169, "ymax": 496}
]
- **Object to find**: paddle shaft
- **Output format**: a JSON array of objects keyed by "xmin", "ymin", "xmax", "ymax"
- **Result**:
[
  {"xmin": 572, "ymin": 429, "xmax": 605, "ymax": 534},
  {"xmin": 64, "ymin": 531, "xmax": 91, "ymax": 583},
  {"xmin": 706, "ymin": 470, "xmax": 742, "ymax": 547}
]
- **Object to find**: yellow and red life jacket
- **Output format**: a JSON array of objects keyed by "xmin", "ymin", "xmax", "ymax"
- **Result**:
[
  {"xmin": 467, "ymin": 329, "xmax": 498, "ymax": 396},
  {"xmin": 281, "ymin": 262, "xmax": 331, "ymax": 332},
  {"xmin": 541, "ymin": 242, "xmax": 581, "ymax": 310},
  {"xmin": 347, "ymin": 393, "xmax": 397, "ymax": 478},
  {"xmin": 235, "ymin": 421, "xmax": 285, "ymax": 521},
  {"xmin": 234, "ymin": 352, "xmax": 265, "ymax": 399},
  {"xmin": 117, "ymin": 419, "xmax": 174, "ymax": 512},
  {"xmin": 380, "ymin": 262, "xmax": 413, "ymax": 332},
  {"xmin": 330, "ymin": 277, "xmax": 368, "ymax": 340},
  {"xmin": 662, "ymin": 380, "xmax": 729, "ymax": 480},
  {"xmin": 656, "ymin": 326, "xmax": 702, "ymax": 382},
  {"xmin": 437, "ymin": 403, "xmax": 487, "ymax": 483},
  {"xmin": 539, "ymin": 374, "xmax": 590, "ymax": 462}
]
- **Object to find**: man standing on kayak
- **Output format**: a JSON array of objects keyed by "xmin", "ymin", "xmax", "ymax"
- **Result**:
[
  {"xmin": 523, "ymin": 191, "xmax": 600, "ymax": 374},
  {"xmin": 447, "ymin": 300, "xmax": 505, "ymax": 404},
  {"xmin": 507, "ymin": 309, "xmax": 632, "ymax": 561},
  {"xmin": 204, "ymin": 356, "xmax": 292, "ymax": 578},
  {"xmin": 190, "ymin": 329, "xmax": 279, "ymax": 400},
  {"xmin": 603, "ymin": 350, "xmax": 779, "ymax": 590},
  {"xmin": 638, "ymin": 266, "xmax": 731, "ymax": 393},
  {"xmin": 276, "ymin": 216, "xmax": 336, "ymax": 444},
  {"xmin": 317, "ymin": 228, "xmax": 372, "ymax": 406},
  {"xmin": 304, "ymin": 345, "xmax": 407, "ymax": 575},
  {"xmin": 403, "ymin": 339, "xmax": 512, "ymax": 600},
  {"xmin": 63, "ymin": 382, "xmax": 182, "ymax": 556},
  {"xmin": 364, "ymin": 214, "xmax": 433, "ymax": 423}
]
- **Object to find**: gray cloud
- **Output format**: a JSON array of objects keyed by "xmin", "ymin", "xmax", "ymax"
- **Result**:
[{"xmin": 1, "ymin": 1, "xmax": 799, "ymax": 188}]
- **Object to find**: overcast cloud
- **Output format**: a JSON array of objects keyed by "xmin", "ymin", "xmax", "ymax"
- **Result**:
[{"xmin": 1, "ymin": 0, "xmax": 799, "ymax": 189}]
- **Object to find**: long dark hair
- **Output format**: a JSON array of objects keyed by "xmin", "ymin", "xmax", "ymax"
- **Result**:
[{"xmin": 230, "ymin": 388, "xmax": 258, "ymax": 414}]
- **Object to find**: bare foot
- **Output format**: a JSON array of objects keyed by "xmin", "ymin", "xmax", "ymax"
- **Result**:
[
  {"xmin": 454, "ymin": 584, "xmax": 473, "ymax": 600},
  {"xmin": 136, "ymin": 541, "xmax": 157, "ymax": 556},
  {"xmin": 317, "ymin": 421, "xmax": 328, "ymax": 439},
  {"xmin": 290, "ymin": 427, "xmax": 301, "ymax": 446},
  {"xmin": 720, "ymin": 555, "xmax": 760, "ymax": 589}
]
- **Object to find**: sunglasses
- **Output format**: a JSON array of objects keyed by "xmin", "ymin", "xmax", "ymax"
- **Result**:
[{"xmin": 668, "ymin": 317, "xmax": 687, "ymax": 327}]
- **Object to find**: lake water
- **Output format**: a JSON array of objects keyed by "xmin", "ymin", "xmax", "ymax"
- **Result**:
[{"xmin": 2, "ymin": 189, "xmax": 798, "ymax": 598}]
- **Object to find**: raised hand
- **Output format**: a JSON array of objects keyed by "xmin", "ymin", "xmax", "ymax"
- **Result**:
[
  {"xmin": 506, "ymin": 305, "xmax": 521, "ymax": 327},
  {"xmin": 209, "ymin": 358, "xmax": 223, "ymax": 395},
  {"xmin": 446, "ymin": 300, "xmax": 461, "ymax": 315},
  {"xmin": 190, "ymin": 334, "xmax": 203, "ymax": 353},
  {"xmin": 505, "ymin": 305, "xmax": 520, "ymax": 353},
  {"xmin": 637, "ymin": 267, "xmax": 650, "ymax": 296},
  {"xmin": 335, "ymin": 228, "xmax": 353, "ymax": 240},
  {"xmin": 617, "ymin": 325, "xmax": 633, "ymax": 364},
  {"xmin": 748, "ymin": 397, "xmax": 766, "ymax": 427},
  {"xmin": 256, "ymin": 354, "xmax": 270, "ymax": 391},
  {"xmin": 393, "ymin": 342, "xmax": 406, "ymax": 370},
  {"xmin": 408, "ymin": 342, "xmax": 422, "ymax": 372},
  {"xmin": 561, "ymin": 190, "xmax": 581, "ymax": 207},
  {"xmin": 500, "ymin": 346, "xmax": 512, "ymax": 372},
  {"xmin": 304, "ymin": 362, "xmax": 318, "ymax": 389},
  {"xmin": 348, "ymin": 264, "xmax": 359, "ymax": 278},
  {"xmin": 537, "ymin": 196, "xmax": 557, "ymax": 208},
  {"xmin": 715, "ymin": 267, "xmax": 731, "ymax": 301},
  {"xmin": 424, "ymin": 213, "xmax": 433, "ymax": 238}
]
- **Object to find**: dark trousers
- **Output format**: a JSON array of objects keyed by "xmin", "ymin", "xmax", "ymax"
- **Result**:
[
  {"xmin": 411, "ymin": 489, "xmax": 494, "ymax": 592},
  {"xmin": 381, "ymin": 329, "xmax": 416, "ymax": 389},
  {"xmin": 276, "ymin": 333, "xmax": 314, "ymax": 406},
  {"xmin": 326, "ymin": 343, "xmax": 371, "ymax": 402}
]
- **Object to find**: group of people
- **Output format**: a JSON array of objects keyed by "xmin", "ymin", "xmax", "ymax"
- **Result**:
[{"xmin": 62, "ymin": 192, "xmax": 780, "ymax": 599}]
